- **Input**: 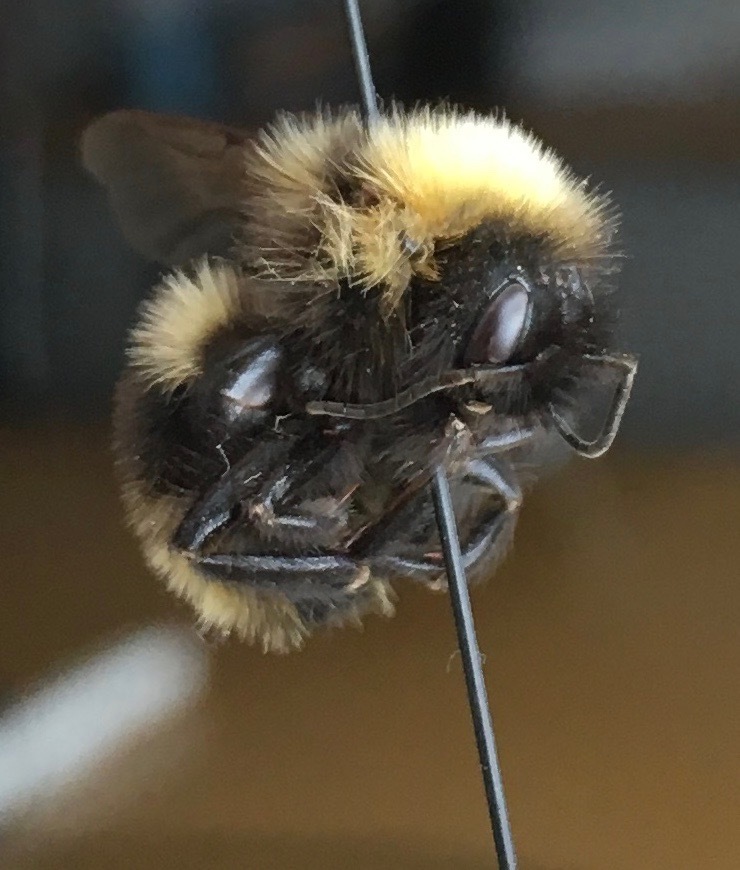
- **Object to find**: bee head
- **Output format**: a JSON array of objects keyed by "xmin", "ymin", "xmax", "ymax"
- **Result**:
[{"xmin": 416, "ymin": 227, "xmax": 614, "ymax": 377}]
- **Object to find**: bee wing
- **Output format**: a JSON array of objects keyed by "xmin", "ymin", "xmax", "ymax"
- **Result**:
[{"xmin": 81, "ymin": 110, "xmax": 254, "ymax": 265}]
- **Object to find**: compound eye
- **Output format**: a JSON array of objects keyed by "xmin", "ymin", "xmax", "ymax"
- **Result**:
[{"xmin": 465, "ymin": 281, "xmax": 529, "ymax": 365}]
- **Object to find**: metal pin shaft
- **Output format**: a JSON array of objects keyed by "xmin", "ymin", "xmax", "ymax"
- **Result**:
[
  {"xmin": 343, "ymin": 0, "xmax": 380, "ymax": 122},
  {"xmin": 341, "ymin": 0, "xmax": 518, "ymax": 865},
  {"xmin": 431, "ymin": 467, "xmax": 517, "ymax": 868}
]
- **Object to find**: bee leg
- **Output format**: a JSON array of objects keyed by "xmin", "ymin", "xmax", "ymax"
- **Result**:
[
  {"xmin": 172, "ymin": 438, "xmax": 296, "ymax": 554},
  {"xmin": 464, "ymin": 458, "xmax": 523, "ymax": 513},
  {"xmin": 174, "ymin": 483, "xmax": 371, "ymax": 616},
  {"xmin": 245, "ymin": 447, "xmax": 359, "ymax": 549},
  {"xmin": 182, "ymin": 550, "xmax": 377, "ymax": 627},
  {"xmin": 455, "ymin": 458, "xmax": 522, "ymax": 578},
  {"xmin": 368, "ymin": 458, "xmax": 522, "ymax": 584},
  {"xmin": 367, "ymin": 511, "xmax": 507, "ymax": 584},
  {"xmin": 183, "ymin": 551, "xmax": 363, "ymax": 589},
  {"xmin": 476, "ymin": 424, "xmax": 537, "ymax": 455},
  {"xmin": 171, "ymin": 442, "xmax": 376, "ymax": 624},
  {"xmin": 173, "ymin": 438, "xmax": 361, "ymax": 553}
]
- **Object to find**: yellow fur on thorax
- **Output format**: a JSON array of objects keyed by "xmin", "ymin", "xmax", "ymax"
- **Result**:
[
  {"xmin": 360, "ymin": 107, "xmax": 601, "ymax": 243},
  {"xmin": 248, "ymin": 106, "xmax": 612, "ymax": 309},
  {"xmin": 128, "ymin": 108, "xmax": 612, "ymax": 393}
]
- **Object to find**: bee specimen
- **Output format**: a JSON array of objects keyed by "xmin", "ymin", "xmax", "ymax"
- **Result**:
[{"xmin": 83, "ymin": 106, "xmax": 637, "ymax": 653}]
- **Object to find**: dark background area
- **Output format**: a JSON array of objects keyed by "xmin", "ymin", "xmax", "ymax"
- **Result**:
[{"xmin": 1, "ymin": 2, "xmax": 738, "ymax": 869}]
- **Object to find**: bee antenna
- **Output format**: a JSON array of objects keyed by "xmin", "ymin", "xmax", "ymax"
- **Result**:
[{"xmin": 341, "ymin": 3, "xmax": 517, "ymax": 867}]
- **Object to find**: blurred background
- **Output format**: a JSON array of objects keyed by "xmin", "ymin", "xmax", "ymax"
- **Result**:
[{"xmin": 1, "ymin": 1, "xmax": 738, "ymax": 868}]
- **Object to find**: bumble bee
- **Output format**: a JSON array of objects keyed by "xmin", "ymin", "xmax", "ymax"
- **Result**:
[{"xmin": 82, "ymin": 106, "xmax": 637, "ymax": 653}]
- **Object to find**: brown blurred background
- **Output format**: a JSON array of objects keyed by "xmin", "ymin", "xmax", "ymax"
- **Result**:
[{"xmin": 1, "ymin": 1, "xmax": 738, "ymax": 868}]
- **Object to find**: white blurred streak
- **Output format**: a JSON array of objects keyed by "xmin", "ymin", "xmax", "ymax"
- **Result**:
[{"xmin": 0, "ymin": 626, "xmax": 208, "ymax": 822}]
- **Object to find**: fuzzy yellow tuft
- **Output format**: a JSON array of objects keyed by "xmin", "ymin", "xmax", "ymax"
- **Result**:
[
  {"xmin": 246, "ymin": 106, "xmax": 613, "ymax": 309},
  {"xmin": 250, "ymin": 110, "xmax": 362, "ymax": 207},
  {"xmin": 359, "ymin": 107, "xmax": 609, "ymax": 257},
  {"xmin": 128, "ymin": 260, "xmax": 243, "ymax": 390}
]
